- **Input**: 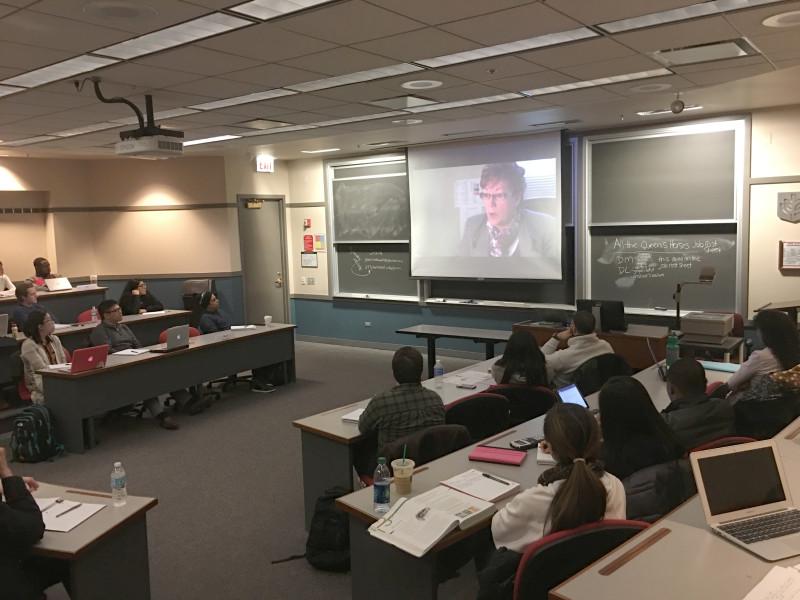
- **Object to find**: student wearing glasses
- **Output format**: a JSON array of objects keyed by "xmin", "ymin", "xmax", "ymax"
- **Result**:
[
  {"xmin": 459, "ymin": 162, "xmax": 558, "ymax": 259},
  {"xmin": 20, "ymin": 311, "xmax": 67, "ymax": 405}
]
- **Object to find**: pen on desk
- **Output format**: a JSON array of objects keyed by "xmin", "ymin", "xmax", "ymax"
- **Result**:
[
  {"xmin": 55, "ymin": 503, "xmax": 82, "ymax": 518},
  {"xmin": 416, "ymin": 507, "xmax": 430, "ymax": 520},
  {"xmin": 482, "ymin": 473, "xmax": 509, "ymax": 486}
]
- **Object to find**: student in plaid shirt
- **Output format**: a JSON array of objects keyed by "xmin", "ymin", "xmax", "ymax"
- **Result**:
[{"xmin": 359, "ymin": 346, "xmax": 445, "ymax": 451}]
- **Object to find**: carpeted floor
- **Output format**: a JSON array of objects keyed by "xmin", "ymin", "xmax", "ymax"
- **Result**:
[{"xmin": 13, "ymin": 342, "xmax": 481, "ymax": 600}]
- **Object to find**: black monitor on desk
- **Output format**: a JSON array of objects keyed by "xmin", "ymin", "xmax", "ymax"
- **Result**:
[{"xmin": 576, "ymin": 299, "xmax": 627, "ymax": 332}]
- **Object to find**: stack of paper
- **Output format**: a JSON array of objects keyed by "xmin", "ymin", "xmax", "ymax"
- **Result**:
[
  {"xmin": 442, "ymin": 370, "xmax": 492, "ymax": 386},
  {"xmin": 742, "ymin": 566, "xmax": 800, "ymax": 600},
  {"xmin": 440, "ymin": 469, "xmax": 520, "ymax": 502},
  {"xmin": 35, "ymin": 498, "xmax": 106, "ymax": 533},
  {"xmin": 537, "ymin": 447, "xmax": 557, "ymax": 465},
  {"xmin": 341, "ymin": 407, "xmax": 365, "ymax": 423}
]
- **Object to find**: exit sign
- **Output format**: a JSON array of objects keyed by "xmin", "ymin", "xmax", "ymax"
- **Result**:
[{"xmin": 256, "ymin": 154, "xmax": 275, "ymax": 173}]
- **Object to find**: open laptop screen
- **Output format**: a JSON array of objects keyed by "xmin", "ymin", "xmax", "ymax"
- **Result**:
[
  {"xmin": 697, "ymin": 447, "xmax": 786, "ymax": 516},
  {"xmin": 557, "ymin": 384, "xmax": 588, "ymax": 408}
]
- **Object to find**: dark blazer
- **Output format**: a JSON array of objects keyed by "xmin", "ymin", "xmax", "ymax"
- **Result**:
[
  {"xmin": 459, "ymin": 209, "xmax": 559, "ymax": 259},
  {"xmin": 0, "ymin": 476, "xmax": 46, "ymax": 600},
  {"xmin": 119, "ymin": 292, "xmax": 164, "ymax": 316},
  {"xmin": 661, "ymin": 393, "xmax": 736, "ymax": 451}
]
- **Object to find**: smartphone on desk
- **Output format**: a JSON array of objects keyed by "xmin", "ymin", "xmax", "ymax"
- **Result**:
[
  {"xmin": 509, "ymin": 437, "xmax": 539, "ymax": 451},
  {"xmin": 456, "ymin": 383, "xmax": 478, "ymax": 389}
]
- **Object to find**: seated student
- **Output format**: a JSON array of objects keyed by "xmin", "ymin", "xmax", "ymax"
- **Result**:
[
  {"xmin": 491, "ymin": 331, "xmax": 548, "ymax": 386},
  {"xmin": 11, "ymin": 283, "xmax": 48, "ymax": 331},
  {"xmin": 0, "ymin": 447, "xmax": 68, "ymax": 600},
  {"xmin": 599, "ymin": 376, "xmax": 685, "ymax": 479},
  {"xmin": 661, "ymin": 358, "xmax": 735, "ymax": 450},
  {"xmin": 20, "ymin": 311, "xmax": 67, "ymax": 405},
  {"xmin": 358, "ymin": 346, "xmax": 445, "ymax": 452},
  {"xmin": 477, "ymin": 403, "xmax": 625, "ymax": 599},
  {"xmin": 541, "ymin": 311, "xmax": 613, "ymax": 388},
  {"xmin": 89, "ymin": 300, "xmax": 179, "ymax": 430},
  {"xmin": 119, "ymin": 279, "xmax": 164, "ymax": 316},
  {"xmin": 718, "ymin": 309, "xmax": 800, "ymax": 399},
  {"xmin": 191, "ymin": 292, "xmax": 229, "ymax": 333},
  {"xmin": 0, "ymin": 260, "xmax": 15, "ymax": 297},
  {"xmin": 25, "ymin": 257, "xmax": 60, "ymax": 290}
]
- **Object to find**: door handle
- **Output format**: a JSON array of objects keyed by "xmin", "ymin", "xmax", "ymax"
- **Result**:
[{"xmin": 274, "ymin": 272, "xmax": 283, "ymax": 287}]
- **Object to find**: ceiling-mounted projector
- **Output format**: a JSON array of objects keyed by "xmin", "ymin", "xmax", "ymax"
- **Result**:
[{"xmin": 81, "ymin": 78, "xmax": 184, "ymax": 159}]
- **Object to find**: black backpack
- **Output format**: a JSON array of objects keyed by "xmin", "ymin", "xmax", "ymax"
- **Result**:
[
  {"xmin": 11, "ymin": 405, "xmax": 63, "ymax": 463},
  {"xmin": 305, "ymin": 486, "xmax": 351, "ymax": 572}
]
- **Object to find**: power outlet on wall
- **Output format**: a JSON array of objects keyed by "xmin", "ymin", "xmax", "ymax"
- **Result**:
[
  {"xmin": 300, "ymin": 277, "xmax": 307, "ymax": 285},
  {"xmin": 307, "ymin": 276, "xmax": 315, "ymax": 285}
]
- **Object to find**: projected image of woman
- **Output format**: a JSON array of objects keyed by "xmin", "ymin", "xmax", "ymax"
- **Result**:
[{"xmin": 459, "ymin": 162, "xmax": 558, "ymax": 259}]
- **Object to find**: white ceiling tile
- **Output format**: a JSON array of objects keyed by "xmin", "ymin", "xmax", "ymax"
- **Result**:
[
  {"xmin": 544, "ymin": 0, "xmax": 700, "ymax": 26},
  {"xmin": 311, "ymin": 80, "xmax": 404, "ymax": 102},
  {"xmin": 199, "ymin": 22, "xmax": 336, "ymax": 61},
  {"xmin": 751, "ymin": 29, "xmax": 800, "ymax": 62},
  {"xmin": 478, "ymin": 96, "xmax": 552, "ymax": 113},
  {"xmin": 602, "ymin": 73, "xmax": 695, "ymax": 96},
  {"xmin": 134, "ymin": 46, "xmax": 262, "ymax": 76},
  {"xmin": 6, "ymin": 87, "xmax": 96, "ymax": 108},
  {"xmin": 537, "ymin": 87, "xmax": 624, "ymax": 106},
  {"xmin": 0, "ymin": 4, "xmax": 16, "ymax": 17},
  {"xmin": 672, "ymin": 55, "xmax": 767, "ymax": 74},
  {"xmin": 92, "ymin": 62, "xmax": 204, "ymax": 89},
  {"xmin": 276, "ymin": 0, "xmax": 424, "ymax": 45},
  {"xmin": 558, "ymin": 54, "xmax": 662, "ymax": 80},
  {"xmin": 29, "ymin": 0, "xmax": 212, "ymax": 34},
  {"xmin": 165, "ymin": 76, "xmax": 267, "ymax": 98},
  {"xmin": 364, "ymin": 0, "xmax": 532, "ymax": 26},
  {"xmin": 483, "ymin": 70, "xmax": 576, "ymax": 93},
  {"xmin": 439, "ymin": 56, "xmax": 547, "ymax": 83},
  {"xmin": 422, "ymin": 82, "xmax": 506, "ymax": 102},
  {"xmin": 612, "ymin": 16, "xmax": 741, "ymax": 53},
  {"xmin": 0, "ymin": 10, "xmax": 131, "ymax": 52},
  {"xmin": 439, "ymin": 3, "xmax": 582, "ymax": 45},
  {"xmin": 310, "ymin": 102, "xmax": 398, "ymax": 118},
  {"xmin": 520, "ymin": 38, "xmax": 636, "ymax": 71},
  {"xmin": 430, "ymin": 106, "xmax": 493, "ymax": 120},
  {"xmin": 0, "ymin": 100, "xmax": 68, "ymax": 117},
  {"xmin": 202, "ymin": 104, "xmax": 297, "ymax": 119},
  {"xmin": 281, "ymin": 47, "xmax": 397, "ymax": 76},
  {"xmin": 178, "ymin": 0, "xmax": 239, "ymax": 8},
  {"xmin": 353, "ymin": 27, "xmax": 480, "ymax": 62},
  {"xmin": 164, "ymin": 111, "xmax": 248, "ymax": 126},
  {"xmin": 263, "ymin": 111, "xmax": 328, "ymax": 124},
  {"xmin": 0, "ymin": 41, "xmax": 74, "ymax": 73},
  {"xmin": 221, "ymin": 63, "xmax": 324, "ymax": 87},
  {"xmin": 724, "ymin": 1, "xmax": 800, "ymax": 36},
  {"xmin": 680, "ymin": 62, "xmax": 774, "ymax": 86}
]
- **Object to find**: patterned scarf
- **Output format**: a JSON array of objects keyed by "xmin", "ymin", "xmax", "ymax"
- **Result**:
[{"xmin": 487, "ymin": 221, "xmax": 521, "ymax": 257}]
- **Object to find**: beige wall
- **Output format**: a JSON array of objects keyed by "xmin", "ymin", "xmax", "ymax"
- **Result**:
[
  {"xmin": 748, "ymin": 106, "xmax": 800, "ymax": 317},
  {"xmin": 0, "ymin": 213, "xmax": 49, "ymax": 280}
]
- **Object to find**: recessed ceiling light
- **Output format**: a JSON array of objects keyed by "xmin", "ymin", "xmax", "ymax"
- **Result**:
[
  {"xmin": 392, "ymin": 118, "xmax": 423, "ymax": 125},
  {"xmin": 183, "ymin": 134, "xmax": 241, "ymax": 147},
  {"xmin": 762, "ymin": 10, "xmax": 800, "ymax": 27},
  {"xmin": 636, "ymin": 105, "xmax": 703, "ymax": 116},
  {"xmin": 1, "ymin": 55, "xmax": 118, "ymax": 88},
  {"xmin": 401, "ymin": 80, "xmax": 442, "ymax": 90},
  {"xmin": 301, "ymin": 148, "xmax": 340, "ymax": 154},
  {"xmin": 629, "ymin": 82, "xmax": 673, "ymax": 93}
]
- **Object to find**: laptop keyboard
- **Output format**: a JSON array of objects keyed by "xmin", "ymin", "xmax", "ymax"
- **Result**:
[{"xmin": 719, "ymin": 510, "xmax": 800, "ymax": 544}]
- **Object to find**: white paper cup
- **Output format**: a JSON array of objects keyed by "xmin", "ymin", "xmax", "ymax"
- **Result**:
[
  {"xmin": 391, "ymin": 458, "xmax": 415, "ymax": 496},
  {"xmin": 263, "ymin": 315, "xmax": 273, "ymax": 327},
  {"xmin": 89, "ymin": 274, "xmax": 98, "ymax": 285}
]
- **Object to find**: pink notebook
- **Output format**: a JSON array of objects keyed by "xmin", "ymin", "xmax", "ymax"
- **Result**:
[{"xmin": 468, "ymin": 445, "xmax": 527, "ymax": 466}]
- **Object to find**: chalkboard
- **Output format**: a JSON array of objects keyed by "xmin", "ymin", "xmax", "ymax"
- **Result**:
[
  {"xmin": 590, "ymin": 129, "xmax": 736, "ymax": 223},
  {"xmin": 590, "ymin": 232, "xmax": 737, "ymax": 311},
  {"xmin": 332, "ymin": 176, "xmax": 410, "ymax": 241},
  {"xmin": 336, "ymin": 243, "xmax": 417, "ymax": 297}
]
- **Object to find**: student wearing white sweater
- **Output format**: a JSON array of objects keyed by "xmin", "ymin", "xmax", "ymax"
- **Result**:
[
  {"xmin": 0, "ymin": 261, "xmax": 15, "ymax": 297},
  {"xmin": 541, "ymin": 311, "xmax": 614, "ymax": 388}
]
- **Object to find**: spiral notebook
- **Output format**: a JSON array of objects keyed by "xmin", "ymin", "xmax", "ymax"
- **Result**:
[{"xmin": 468, "ymin": 445, "xmax": 527, "ymax": 466}]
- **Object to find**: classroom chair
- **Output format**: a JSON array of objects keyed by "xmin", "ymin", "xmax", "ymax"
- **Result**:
[
  {"xmin": 689, "ymin": 435, "xmax": 757, "ymax": 453},
  {"xmin": 622, "ymin": 459, "xmax": 696, "ymax": 523},
  {"xmin": 77, "ymin": 308, "xmax": 94, "ymax": 323},
  {"xmin": 182, "ymin": 278, "xmax": 214, "ymax": 311},
  {"xmin": 486, "ymin": 384, "xmax": 556, "ymax": 426},
  {"xmin": 513, "ymin": 520, "xmax": 650, "ymax": 600},
  {"xmin": 157, "ymin": 327, "xmax": 220, "ymax": 411},
  {"xmin": 445, "ymin": 393, "xmax": 510, "ymax": 442},
  {"xmin": 574, "ymin": 353, "xmax": 632, "ymax": 396},
  {"xmin": 734, "ymin": 396, "xmax": 800, "ymax": 439}
]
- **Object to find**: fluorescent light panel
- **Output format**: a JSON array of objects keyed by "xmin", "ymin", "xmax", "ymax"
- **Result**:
[
  {"xmin": 286, "ymin": 64, "xmax": 422, "ymax": 92},
  {"xmin": 238, "ymin": 123, "xmax": 317, "ymax": 136},
  {"xmin": 521, "ymin": 68, "xmax": 671, "ymax": 96},
  {"xmin": 416, "ymin": 27, "xmax": 597, "ymax": 68},
  {"xmin": 599, "ymin": 0, "xmax": 785, "ymax": 33},
  {"xmin": 301, "ymin": 148, "xmax": 340, "ymax": 154},
  {"xmin": 183, "ymin": 134, "xmax": 241, "ymax": 146},
  {"xmin": 0, "ymin": 85, "xmax": 23, "ymax": 98},
  {"xmin": 230, "ymin": 0, "xmax": 329, "ymax": 20},
  {"xmin": 94, "ymin": 13, "xmax": 252, "ymax": 59},
  {"xmin": 1, "ymin": 55, "xmax": 118, "ymax": 88},
  {"xmin": 190, "ymin": 88, "xmax": 296, "ymax": 111},
  {"xmin": 1, "ymin": 136, "xmax": 58, "ymax": 147},
  {"xmin": 405, "ymin": 93, "xmax": 522, "ymax": 113}
]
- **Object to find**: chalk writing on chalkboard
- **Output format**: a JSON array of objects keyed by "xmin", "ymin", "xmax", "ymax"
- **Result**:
[
  {"xmin": 351, "ymin": 251, "xmax": 406, "ymax": 278},
  {"xmin": 596, "ymin": 236, "xmax": 735, "ymax": 289}
]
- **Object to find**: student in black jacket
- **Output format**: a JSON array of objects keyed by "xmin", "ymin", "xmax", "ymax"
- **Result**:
[
  {"xmin": 662, "ymin": 358, "xmax": 736, "ymax": 450},
  {"xmin": 119, "ymin": 279, "xmax": 164, "ymax": 316},
  {"xmin": 599, "ymin": 376, "xmax": 685, "ymax": 479},
  {"xmin": 0, "ymin": 447, "xmax": 68, "ymax": 599}
]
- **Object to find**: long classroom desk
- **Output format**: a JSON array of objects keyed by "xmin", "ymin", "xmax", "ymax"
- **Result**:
[
  {"xmin": 33, "ymin": 481, "xmax": 157, "ymax": 600},
  {"xmin": 551, "ymin": 417, "xmax": 800, "ymax": 600},
  {"xmin": 0, "ymin": 285, "xmax": 107, "ymax": 324},
  {"xmin": 512, "ymin": 321, "xmax": 668, "ymax": 371},
  {"xmin": 336, "ymin": 362, "xmax": 732, "ymax": 600},
  {"xmin": 293, "ymin": 358, "xmax": 498, "ymax": 527},
  {"xmin": 42, "ymin": 324, "xmax": 296, "ymax": 453},
  {"xmin": 396, "ymin": 325, "xmax": 512, "ymax": 378}
]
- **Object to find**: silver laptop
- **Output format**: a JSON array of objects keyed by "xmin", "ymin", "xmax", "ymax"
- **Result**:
[
  {"xmin": 691, "ymin": 439, "xmax": 800, "ymax": 561},
  {"xmin": 150, "ymin": 325, "xmax": 190, "ymax": 353},
  {"xmin": 44, "ymin": 277, "xmax": 72, "ymax": 292},
  {"xmin": 0, "ymin": 313, "xmax": 8, "ymax": 337}
]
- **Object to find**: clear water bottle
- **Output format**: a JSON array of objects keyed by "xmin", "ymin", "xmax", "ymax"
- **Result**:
[
  {"xmin": 90, "ymin": 306, "xmax": 99, "ymax": 323},
  {"xmin": 10, "ymin": 322, "xmax": 18, "ymax": 339},
  {"xmin": 373, "ymin": 457, "xmax": 391, "ymax": 514},
  {"xmin": 433, "ymin": 359, "xmax": 445, "ymax": 387},
  {"xmin": 111, "ymin": 461, "xmax": 127, "ymax": 507},
  {"xmin": 665, "ymin": 331, "xmax": 680, "ymax": 369}
]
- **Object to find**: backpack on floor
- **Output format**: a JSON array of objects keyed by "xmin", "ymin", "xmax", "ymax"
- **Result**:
[
  {"xmin": 10, "ymin": 405, "xmax": 63, "ymax": 463},
  {"xmin": 305, "ymin": 486, "xmax": 351, "ymax": 572}
]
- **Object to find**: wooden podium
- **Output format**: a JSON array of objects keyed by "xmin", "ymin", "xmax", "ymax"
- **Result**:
[{"xmin": 512, "ymin": 321, "xmax": 668, "ymax": 371}]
